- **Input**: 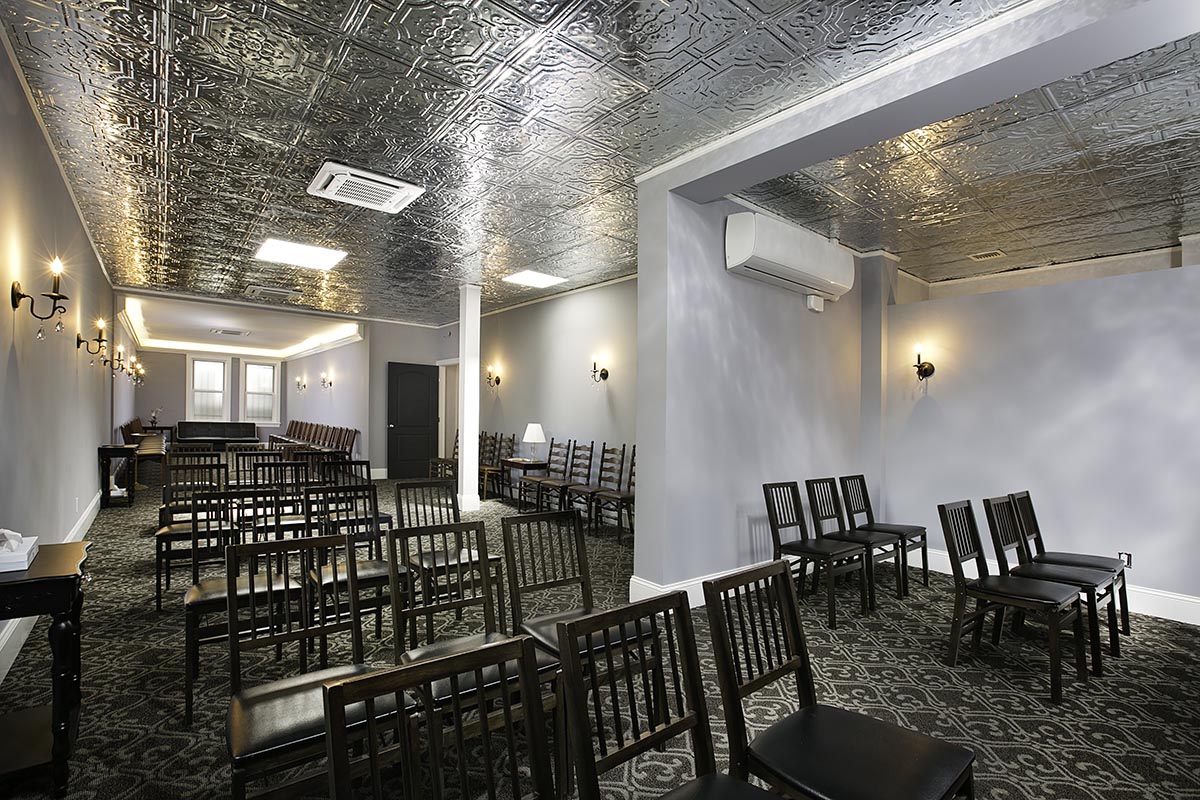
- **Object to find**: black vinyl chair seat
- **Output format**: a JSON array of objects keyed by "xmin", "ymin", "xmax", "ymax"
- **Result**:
[
  {"xmin": 825, "ymin": 528, "xmax": 901, "ymax": 547},
  {"xmin": 310, "ymin": 559, "xmax": 396, "ymax": 588},
  {"xmin": 519, "ymin": 606, "xmax": 650, "ymax": 656},
  {"xmin": 749, "ymin": 705, "xmax": 975, "ymax": 800},
  {"xmin": 413, "ymin": 547, "xmax": 502, "ymax": 570},
  {"xmin": 184, "ymin": 573, "xmax": 296, "ymax": 608},
  {"xmin": 780, "ymin": 538, "xmax": 862, "ymax": 559},
  {"xmin": 226, "ymin": 664, "xmax": 399, "ymax": 767},
  {"xmin": 156, "ymin": 521, "xmax": 235, "ymax": 540},
  {"xmin": 660, "ymin": 773, "xmax": 779, "ymax": 800},
  {"xmin": 1010, "ymin": 562, "xmax": 1114, "ymax": 589},
  {"xmin": 856, "ymin": 521, "xmax": 926, "ymax": 539},
  {"xmin": 1035, "ymin": 551, "xmax": 1125, "ymax": 573},
  {"xmin": 971, "ymin": 575, "xmax": 1080, "ymax": 606},
  {"xmin": 593, "ymin": 488, "xmax": 635, "ymax": 501},
  {"xmin": 400, "ymin": 631, "xmax": 558, "ymax": 702}
]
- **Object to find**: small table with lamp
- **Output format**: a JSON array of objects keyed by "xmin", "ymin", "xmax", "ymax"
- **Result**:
[{"xmin": 504, "ymin": 422, "xmax": 548, "ymax": 509}]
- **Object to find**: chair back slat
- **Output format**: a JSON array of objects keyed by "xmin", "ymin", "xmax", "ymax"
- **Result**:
[
  {"xmin": 254, "ymin": 461, "xmax": 308, "ymax": 510},
  {"xmin": 189, "ymin": 489, "xmax": 249, "ymax": 585},
  {"xmin": 164, "ymin": 462, "xmax": 227, "ymax": 510},
  {"xmin": 558, "ymin": 592, "xmax": 715, "ymax": 800},
  {"xmin": 226, "ymin": 533, "xmax": 363, "ymax": 694},
  {"xmin": 1010, "ymin": 490, "xmax": 1047, "ymax": 556},
  {"xmin": 323, "ymin": 636, "xmax": 554, "ymax": 800},
  {"xmin": 388, "ymin": 521, "xmax": 495, "ymax": 660},
  {"xmin": 306, "ymin": 484, "xmax": 381, "ymax": 545},
  {"xmin": 502, "ymin": 510, "xmax": 593, "ymax": 634},
  {"xmin": 983, "ymin": 495, "xmax": 1028, "ymax": 575},
  {"xmin": 839, "ymin": 474, "xmax": 876, "ymax": 527},
  {"xmin": 479, "ymin": 432, "xmax": 499, "ymax": 468},
  {"xmin": 545, "ymin": 439, "xmax": 570, "ymax": 480},
  {"xmin": 234, "ymin": 449, "xmax": 283, "ymax": 486},
  {"xmin": 568, "ymin": 440, "xmax": 594, "ymax": 483},
  {"xmin": 938, "ymin": 500, "xmax": 989, "ymax": 585},
  {"xmin": 170, "ymin": 442, "xmax": 214, "ymax": 454},
  {"xmin": 395, "ymin": 479, "xmax": 461, "ymax": 528},
  {"xmin": 597, "ymin": 443, "xmax": 625, "ymax": 490},
  {"xmin": 702, "ymin": 561, "xmax": 817, "ymax": 780},
  {"xmin": 497, "ymin": 433, "xmax": 516, "ymax": 461},
  {"xmin": 168, "ymin": 451, "xmax": 222, "ymax": 468},
  {"xmin": 762, "ymin": 482, "xmax": 809, "ymax": 559},
  {"xmin": 804, "ymin": 477, "xmax": 848, "ymax": 536},
  {"xmin": 320, "ymin": 459, "xmax": 372, "ymax": 486}
]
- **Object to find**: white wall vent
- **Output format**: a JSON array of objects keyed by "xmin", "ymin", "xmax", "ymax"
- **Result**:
[
  {"xmin": 307, "ymin": 161, "xmax": 425, "ymax": 213},
  {"xmin": 725, "ymin": 212, "xmax": 855, "ymax": 312},
  {"xmin": 968, "ymin": 249, "xmax": 1007, "ymax": 262},
  {"xmin": 244, "ymin": 285, "xmax": 301, "ymax": 301}
]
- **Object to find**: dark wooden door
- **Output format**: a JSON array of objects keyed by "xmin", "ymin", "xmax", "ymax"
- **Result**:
[{"xmin": 387, "ymin": 363, "xmax": 439, "ymax": 479}]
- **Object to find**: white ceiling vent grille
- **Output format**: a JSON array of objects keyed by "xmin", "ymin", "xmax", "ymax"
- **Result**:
[
  {"xmin": 968, "ymin": 249, "xmax": 1008, "ymax": 262},
  {"xmin": 307, "ymin": 161, "xmax": 425, "ymax": 213},
  {"xmin": 209, "ymin": 328, "xmax": 251, "ymax": 337},
  {"xmin": 244, "ymin": 285, "xmax": 301, "ymax": 301}
]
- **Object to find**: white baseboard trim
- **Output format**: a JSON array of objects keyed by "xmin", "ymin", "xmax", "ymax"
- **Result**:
[
  {"xmin": 630, "ymin": 561, "xmax": 772, "ymax": 609},
  {"xmin": 925, "ymin": 547, "xmax": 1200, "ymax": 627},
  {"xmin": 459, "ymin": 493, "xmax": 481, "ymax": 513},
  {"xmin": 370, "ymin": 468, "xmax": 388, "ymax": 481},
  {"xmin": 0, "ymin": 491, "xmax": 100, "ymax": 686}
]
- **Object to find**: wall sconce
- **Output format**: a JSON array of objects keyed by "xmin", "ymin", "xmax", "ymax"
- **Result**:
[
  {"xmin": 127, "ymin": 358, "xmax": 146, "ymax": 387},
  {"xmin": 107, "ymin": 344, "xmax": 128, "ymax": 376},
  {"xmin": 12, "ymin": 257, "xmax": 69, "ymax": 339},
  {"xmin": 485, "ymin": 364, "xmax": 501, "ymax": 388},
  {"xmin": 320, "ymin": 372, "xmax": 333, "ymax": 390},
  {"xmin": 913, "ymin": 343, "xmax": 935, "ymax": 381},
  {"xmin": 295, "ymin": 376, "xmax": 307, "ymax": 394},
  {"xmin": 77, "ymin": 317, "xmax": 108, "ymax": 364},
  {"xmin": 590, "ymin": 354, "xmax": 609, "ymax": 383}
]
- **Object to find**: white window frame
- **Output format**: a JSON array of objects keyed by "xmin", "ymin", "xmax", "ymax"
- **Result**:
[
  {"xmin": 186, "ymin": 354, "xmax": 232, "ymax": 421},
  {"xmin": 240, "ymin": 359, "xmax": 281, "ymax": 426}
]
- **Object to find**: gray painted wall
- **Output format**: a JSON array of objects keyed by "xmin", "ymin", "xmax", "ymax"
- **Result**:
[
  {"xmin": 479, "ymin": 279, "xmax": 637, "ymax": 462},
  {"xmin": 365, "ymin": 321, "xmax": 455, "ymax": 466},
  {"xmin": 0, "ymin": 47, "xmax": 114, "ymax": 654},
  {"xmin": 285, "ymin": 339, "xmax": 369, "ymax": 459},
  {"xmin": 882, "ymin": 265, "xmax": 1200, "ymax": 596},
  {"xmin": 636, "ymin": 193, "xmax": 862, "ymax": 588}
]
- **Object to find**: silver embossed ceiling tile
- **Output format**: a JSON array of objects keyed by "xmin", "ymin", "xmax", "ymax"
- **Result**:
[
  {"xmin": 3, "ymin": 0, "xmax": 1038, "ymax": 323},
  {"xmin": 737, "ymin": 32, "xmax": 1200, "ymax": 283}
]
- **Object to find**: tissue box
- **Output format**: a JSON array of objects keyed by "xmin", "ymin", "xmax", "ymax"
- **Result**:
[{"xmin": 0, "ymin": 536, "xmax": 38, "ymax": 572}]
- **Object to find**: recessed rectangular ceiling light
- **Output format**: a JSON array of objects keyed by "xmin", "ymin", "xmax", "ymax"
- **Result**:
[
  {"xmin": 254, "ymin": 238, "xmax": 347, "ymax": 271},
  {"xmin": 502, "ymin": 270, "xmax": 567, "ymax": 288}
]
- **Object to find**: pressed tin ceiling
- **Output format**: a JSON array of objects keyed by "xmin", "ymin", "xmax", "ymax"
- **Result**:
[
  {"xmin": 1, "ymin": 0, "xmax": 1036, "ymax": 324},
  {"xmin": 737, "ymin": 34, "xmax": 1200, "ymax": 283}
]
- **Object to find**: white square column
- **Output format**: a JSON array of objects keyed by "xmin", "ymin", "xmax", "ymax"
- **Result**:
[{"xmin": 457, "ymin": 284, "xmax": 481, "ymax": 511}]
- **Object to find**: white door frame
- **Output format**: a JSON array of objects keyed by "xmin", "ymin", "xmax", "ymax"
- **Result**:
[{"xmin": 435, "ymin": 357, "xmax": 459, "ymax": 458}]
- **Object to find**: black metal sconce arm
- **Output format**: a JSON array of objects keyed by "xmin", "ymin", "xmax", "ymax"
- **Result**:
[{"xmin": 11, "ymin": 281, "xmax": 69, "ymax": 321}]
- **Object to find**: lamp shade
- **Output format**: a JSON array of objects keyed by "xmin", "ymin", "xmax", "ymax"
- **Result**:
[{"xmin": 522, "ymin": 423, "xmax": 546, "ymax": 444}]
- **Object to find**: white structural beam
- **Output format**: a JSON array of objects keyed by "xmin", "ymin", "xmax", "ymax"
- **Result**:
[{"xmin": 457, "ymin": 284, "xmax": 481, "ymax": 512}]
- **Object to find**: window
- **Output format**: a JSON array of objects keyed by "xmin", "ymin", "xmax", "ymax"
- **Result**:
[
  {"xmin": 241, "ymin": 360, "xmax": 280, "ymax": 425},
  {"xmin": 186, "ymin": 356, "xmax": 231, "ymax": 421}
]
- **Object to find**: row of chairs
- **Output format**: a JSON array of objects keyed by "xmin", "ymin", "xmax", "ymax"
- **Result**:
[
  {"xmin": 763, "ymin": 475, "xmax": 929, "ymax": 627},
  {"xmin": 939, "ymin": 492, "xmax": 1130, "ymax": 703},
  {"xmin": 189, "ymin": 495, "xmax": 975, "ymax": 800},
  {"xmin": 519, "ymin": 438, "xmax": 636, "ymax": 540},
  {"xmin": 270, "ymin": 420, "xmax": 358, "ymax": 454}
]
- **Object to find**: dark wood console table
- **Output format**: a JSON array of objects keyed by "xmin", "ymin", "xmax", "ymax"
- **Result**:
[
  {"xmin": 98, "ymin": 444, "xmax": 137, "ymax": 508},
  {"xmin": 0, "ymin": 542, "xmax": 91, "ymax": 797},
  {"xmin": 500, "ymin": 458, "xmax": 548, "ymax": 509}
]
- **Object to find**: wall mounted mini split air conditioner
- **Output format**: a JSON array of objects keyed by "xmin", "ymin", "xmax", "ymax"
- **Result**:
[{"xmin": 725, "ymin": 212, "xmax": 854, "ymax": 312}]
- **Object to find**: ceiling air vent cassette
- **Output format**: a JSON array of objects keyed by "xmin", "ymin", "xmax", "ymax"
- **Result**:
[
  {"xmin": 968, "ymin": 249, "xmax": 1007, "ymax": 262},
  {"xmin": 307, "ymin": 161, "xmax": 425, "ymax": 213},
  {"xmin": 244, "ymin": 285, "xmax": 301, "ymax": 301},
  {"xmin": 209, "ymin": 328, "xmax": 251, "ymax": 337}
]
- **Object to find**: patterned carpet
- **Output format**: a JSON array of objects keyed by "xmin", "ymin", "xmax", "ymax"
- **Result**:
[{"xmin": 1, "ymin": 481, "xmax": 1198, "ymax": 800}]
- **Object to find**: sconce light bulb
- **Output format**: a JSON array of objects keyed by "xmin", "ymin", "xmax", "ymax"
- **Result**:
[
  {"xmin": 50, "ymin": 257, "xmax": 63, "ymax": 276},
  {"xmin": 117, "ymin": 344, "xmax": 124, "ymax": 353},
  {"xmin": 914, "ymin": 342, "xmax": 923, "ymax": 357},
  {"xmin": 96, "ymin": 318, "xmax": 106, "ymax": 330}
]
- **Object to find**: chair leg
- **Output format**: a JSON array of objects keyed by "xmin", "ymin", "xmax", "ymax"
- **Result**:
[
  {"xmin": 921, "ymin": 536, "xmax": 929, "ymax": 586},
  {"xmin": 231, "ymin": 768, "xmax": 248, "ymax": 800},
  {"xmin": 899, "ymin": 541, "xmax": 910, "ymax": 598},
  {"xmin": 947, "ymin": 592, "xmax": 966, "ymax": 667},
  {"xmin": 155, "ymin": 541, "xmax": 164, "ymax": 612},
  {"xmin": 1086, "ymin": 589, "xmax": 1103, "ymax": 677},
  {"xmin": 991, "ymin": 606, "xmax": 1005, "ymax": 646},
  {"xmin": 970, "ymin": 600, "xmax": 986, "ymax": 651},
  {"xmin": 554, "ymin": 676, "xmax": 573, "ymax": 800},
  {"xmin": 796, "ymin": 559, "xmax": 808, "ymax": 600},
  {"xmin": 1072, "ymin": 600, "xmax": 1088, "ymax": 681},
  {"xmin": 1106, "ymin": 590, "xmax": 1120, "ymax": 658},
  {"xmin": 893, "ymin": 544, "xmax": 903, "ymax": 599},
  {"xmin": 1118, "ymin": 573, "xmax": 1131, "ymax": 635},
  {"xmin": 865, "ymin": 548, "xmax": 877, "ymax": 611},
  {"xmin": 1047, "ymin": 609, "xmax": 1063, "ymax": 704},
  {"xmin": 826, "ymin": 560, "xmax": 837, "ymax": 629},
  {"xmin": 856, "ymin": 554, "xmax": 869, "ymax": 615},
  {"xmin": 184, "ymin": 606, "xmax": 198, "ymax": 727}
]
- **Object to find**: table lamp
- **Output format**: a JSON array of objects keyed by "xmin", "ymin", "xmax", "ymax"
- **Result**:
[{"xmin": 522, "ymin": 423, "xmax": 546, "ymax": 460}]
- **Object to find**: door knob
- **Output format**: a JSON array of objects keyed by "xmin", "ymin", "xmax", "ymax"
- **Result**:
[{"xmin": 388, "ymin": 424, "xmax": 395, "ymax": 428}]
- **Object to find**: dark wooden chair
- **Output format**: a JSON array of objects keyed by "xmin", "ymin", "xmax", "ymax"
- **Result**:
[
  {"xmin": 519, "ymin": 437, "xmax": 569, "ymax": 511},
  {"xmin": 539, "ymin": 440, "xmax": 594, "ymax": 511},
  {"xmin": 183, "ymin": 488, "xmax": 288, "ymax": 726},
  {"xmin": 593, "ymin": 444, "xmax": 635, "ymax": 543},
  {"xmin": 395, "ymin": 478, "xmax": 506, "ymax": 632},
  {"xmin": 939, "ymin": 500, "xmax": 1087, "ymax": 703},
  {"xmin": 565, "ymin": 442, "xmax": 624, "ymax": 532},
  {"xmin": 305, "ymin": 484, "xmax": 391, "ymax": 639},
  {"xmin": 984, "ymin": 495, "xmax": 1119, "ymax": 676},
  {"xmin": 169, "ymin": 441, "xmax": 214, "ymax": 454},
  {"xmin": 252, "ymin": 461, "xmax": 311, "ymax": 535},
  {"xmin": 156, "ymin": 461, "xmax": 227, "ymax": 610},
  {"xmin": 230, "ymin": 449, "xmax": 282, "ymax": 488},
  {"xmin": 476, "ymin": 431, "xmax": 499, "ymax": 500},
  {"xmin": 704, "ymin": 560, "xmax": 977, "ymax": 799},
  {"xmin": 1011, "ymin": 490, "xmax": 1131, "ymax": 635},
  {"xmin": 322, "ymin": 636, "xmax": 554, "ymax": 800},
  {"xmin": 428, "ymin": 428, "xmax": 459, "ymax": 479},
  {"xmin": 224, "ymin": 532, "xmax": 382, "ymax": 799},
  {"xmin": 320, "ymin": 459, "xmax": 394, "ymax": 529},
  {"xmin": 558, "ymin": 591, "xmax": 778, "ymax": 800},
  {"xmin": 806, "ymin": 477, "xmax": 903, "ymax": 609},
  {"xmin": 763, "ymin": 481, "xmax": 867, "ymax": 628},
  {"xmin": 840, "ymin": 473, "xmax": 928, "ymax": 593},
  {"xmin": 480, "ymin": 432, "xmax": 515, "ymax": 500}
]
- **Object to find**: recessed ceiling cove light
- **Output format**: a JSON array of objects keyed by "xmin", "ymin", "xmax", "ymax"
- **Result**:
[
  {"xmin": 254, "ymin": 239, "xmax": 347, "ymax": 271},
  {"xmin": 502, "ymin": 270, "xmax": 567, "ymax": 288}
]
